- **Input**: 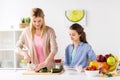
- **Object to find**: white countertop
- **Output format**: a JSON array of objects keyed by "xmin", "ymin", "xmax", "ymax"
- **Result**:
[{"xmin": 0, "ymin": 70, "xmax": 120, "ymax": 80}]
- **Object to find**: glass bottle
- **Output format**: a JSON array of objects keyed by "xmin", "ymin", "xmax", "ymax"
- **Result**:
[{"xmin": 54, "ymin": 59, "xmax": 63, "ymax": 70}]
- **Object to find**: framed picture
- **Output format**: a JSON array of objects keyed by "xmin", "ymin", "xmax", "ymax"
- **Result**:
[{"xmin": 65, "ymin": 9, "xmax": 86, "ymax": 26}]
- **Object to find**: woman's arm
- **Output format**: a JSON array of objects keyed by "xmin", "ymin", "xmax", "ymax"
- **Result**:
[
  {"xmin": 16, "ymin": 30, "xmax": 31, "ymax": 63},
  {"xmin": 19, "ymin": 50, "xmax": 31, "ymax": 63},
  {"xmin": 34, "ymin": 52, "xmax": 55, "ymax": 71},
  {"xmin": 35, "ymin": 28, "xmax": 58, "ymax": 71}
]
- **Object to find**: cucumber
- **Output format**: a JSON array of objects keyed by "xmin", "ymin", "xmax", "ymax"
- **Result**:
[
  {"xmin": 41, "ymin": 67, "xmax": 48, "ymax": 72},
  {"xmin": 51, "ymin": 68, "xmax": 61, "ymax": 73}
]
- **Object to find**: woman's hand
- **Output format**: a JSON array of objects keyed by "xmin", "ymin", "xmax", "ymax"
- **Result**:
[
  {"xmin": 34, "ymin": 53, "xmax": 55, "ymax": 72},
  {"xmin": 34, "ymin": 61, "xmax": 47, "ymax": 72},
  {"xmin": 22, "ymin": 51, "xmax": 31, "ymax": 63}
]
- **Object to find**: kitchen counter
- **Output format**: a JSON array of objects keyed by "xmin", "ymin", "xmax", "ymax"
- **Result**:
[{"xmin": 0, "ymin": 70, "xmax": 120, "ymax": 80}]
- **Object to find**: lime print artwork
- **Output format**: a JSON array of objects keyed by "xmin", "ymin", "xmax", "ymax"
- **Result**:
[{"xmin": 65, "ymin": 10, "xmax": 85, "ymax": 22}]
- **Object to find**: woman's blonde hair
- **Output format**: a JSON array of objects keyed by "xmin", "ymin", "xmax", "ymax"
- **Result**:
[{"xmin": 30, "ymin": 8, "xmax": 46, "ymax": 40}]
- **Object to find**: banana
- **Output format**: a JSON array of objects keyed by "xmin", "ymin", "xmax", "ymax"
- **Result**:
[
  {"xmin": 108, "ymin": 54, "xmax": 119, "ymax": 72},
  {"xmin": 113, "ymin": 55, "xmax": 119, "ymax": 63},
  {"xmin": 108, "ymin": 61, "xmax": 118, "ymax": 72}
]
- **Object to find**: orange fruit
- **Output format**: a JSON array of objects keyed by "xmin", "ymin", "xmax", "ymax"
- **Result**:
[
  {"xmin": 100, "ymin": 62, "xmax": 110, "ymax": 70},
  {"xmin": 89, "ymin": 61, "xmax": 99, "ymax": 69}
]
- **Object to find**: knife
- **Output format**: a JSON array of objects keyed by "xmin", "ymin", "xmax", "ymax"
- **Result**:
[{"xmin": 29, "ymin": 61, "xmax": 36, "ymax": 69}]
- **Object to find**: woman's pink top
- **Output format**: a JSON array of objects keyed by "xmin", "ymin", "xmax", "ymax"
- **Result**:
[
  {"xmin": 34, "ymin": 34, "xmax": 44, "ymax": 63},
  {"xmin": 16, "ymin": 26, "xmax": 58, "ymax": 69}
]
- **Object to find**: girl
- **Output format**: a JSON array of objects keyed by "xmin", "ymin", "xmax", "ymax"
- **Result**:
[{"xmin": 64, "ymin": 23, "xmax": 96, "ymax": 68}]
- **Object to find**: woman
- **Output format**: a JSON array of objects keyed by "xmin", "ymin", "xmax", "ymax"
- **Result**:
[
  {"xmin": 16, "ymin": 8, "xmax": 58, "ymax": 71},
  {"xmin": 64, "ymin": 23, "xmax": 96, "ymax": 68}
]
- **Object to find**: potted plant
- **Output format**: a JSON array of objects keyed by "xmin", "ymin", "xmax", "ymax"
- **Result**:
[{"xmin": 19, "ymin": 17, "xmax": 31, "ymax": 28}]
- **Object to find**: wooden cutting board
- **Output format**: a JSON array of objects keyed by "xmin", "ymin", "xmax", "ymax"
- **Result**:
[{"xmin": 22, "ymin": 70, "xmax": 64, "ymax": 75}]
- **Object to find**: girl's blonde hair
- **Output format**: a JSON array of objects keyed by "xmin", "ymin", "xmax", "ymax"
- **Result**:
[{"xmin": 30, "ymin": 8, "xmax": 46, "ymax": 40}]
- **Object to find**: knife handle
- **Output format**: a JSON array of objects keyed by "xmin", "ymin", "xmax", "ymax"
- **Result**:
[{"xmin": 29, "ymin": 61, "xmax": 31, "ymax": 64}]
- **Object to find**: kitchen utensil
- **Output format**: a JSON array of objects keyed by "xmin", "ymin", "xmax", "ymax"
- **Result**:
[{"xmin": 28, "ymin": 61, "xmax": 36, "ymax": 70}]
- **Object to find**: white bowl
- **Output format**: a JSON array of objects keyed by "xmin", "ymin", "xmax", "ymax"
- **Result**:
[
  {"xmin": 75, "ymin": 65, "xmax": 82, "ymax": 73},
  {"xmin": 85, "ymin": 70, "xmax": 99, "ymax": 77},
  {"xmin": 63, "ymin": 66, "xmax": 77, "ymax": 74}
]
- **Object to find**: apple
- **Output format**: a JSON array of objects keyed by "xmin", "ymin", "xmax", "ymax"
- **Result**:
[
  {"xmin": 104, "ymin": 54, "xmax": 112, "ymax": 61},
  {"xmin": 91, "ymin": 66, "xmax": 97, "ymax": 70},
  {"xmin": 104, "ymin": 53, "xmax": 114, "ymax": 60},
  {"xmin": 86, "ymin": 66, "xmax": 91, "ymax": 70},
  {"xmin": 104, "ymin": 54, "xmax": 110, "ymax": 59},
  {"xmin": 107, "ymin": 56, "xmax": 115, "ymax": 66},
  {"xmin": 96, "ymin": 55, "xmax": 106, "ymax": 62},
  {"xmin": 85, "ymin": 66, "xmax": 97, "ymax": 71}
]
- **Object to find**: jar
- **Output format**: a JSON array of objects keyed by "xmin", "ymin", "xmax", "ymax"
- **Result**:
[{"xmin": 54, "ymin": 59, "xmax": 63, "ymax": 70}]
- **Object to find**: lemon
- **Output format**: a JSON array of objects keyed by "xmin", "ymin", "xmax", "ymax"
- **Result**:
[
  {"xmin": 65, "ymin": 10, "xmax": 85, "ymax": 22},
  {"xmin": 89, "ymin": 61, "xmax": 99, "ymax": 69},
  {"xmin": 21, "ymin": 59, "xmax": 26, "ymax": 64}
]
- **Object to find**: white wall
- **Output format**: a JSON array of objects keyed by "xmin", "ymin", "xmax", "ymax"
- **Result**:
[{"xmin": 1, "ymin": 0, "xmax": 120, "ymax": 59}]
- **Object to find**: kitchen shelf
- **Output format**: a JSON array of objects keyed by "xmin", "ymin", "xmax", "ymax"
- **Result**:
[{"xmin": 0, "ymin": 28, "xmax": 27, "ymax": 69}]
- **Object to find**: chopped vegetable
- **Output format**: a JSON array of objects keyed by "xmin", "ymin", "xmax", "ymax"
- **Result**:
[{"xmin": 51, "ymin": 68, "xmax": 61, "ymax": 73}]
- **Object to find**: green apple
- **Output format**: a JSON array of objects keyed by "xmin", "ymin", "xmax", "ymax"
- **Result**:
[{"xmin": 107, "ymin": 56, "xmax": 115, "ymax": 66}]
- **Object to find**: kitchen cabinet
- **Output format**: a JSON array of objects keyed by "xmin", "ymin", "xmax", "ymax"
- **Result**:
[{"xmin": 0, "ymin": 28, "xmax": 27, "ymax": 69}]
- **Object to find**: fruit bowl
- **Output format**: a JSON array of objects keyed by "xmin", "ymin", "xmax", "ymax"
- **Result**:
[
  {"xmin": 96, "ymin": 53, "xmax": 119, "ymax": 73},
  {"xmin": 85, "ymin": 66, "xmax": 99, "ymax": 77},
  {"xmin": 85, "ymin": 69, "xmax": 99, "ymax": 77}
]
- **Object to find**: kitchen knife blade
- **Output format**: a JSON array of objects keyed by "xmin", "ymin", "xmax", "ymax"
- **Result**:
[{"xmin": 29, "ymin": 61, "xmax": 36, "ymax": 69}]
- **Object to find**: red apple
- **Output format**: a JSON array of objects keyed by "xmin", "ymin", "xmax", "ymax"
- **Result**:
[
  {"xmin": 91, "ymin": 66, "xmax": 97, "ymax": 70},
  {"xmin": 104, "ymin": 54, "xmax": 112, "ymax": 60},
  {"xmin": 96, "ymin": 55, "xmax": 106, "ymax": 62},
  {"xmin": 85, "ymin": 66, "xmax": 97, "ymax": 71},
  {"xmin": 86, "ymin": 66, "xmax": 91, "ymax": 70},
  {"xmin": 104, "ymin": 54, "xmax": 110, "ymax": 59}
]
